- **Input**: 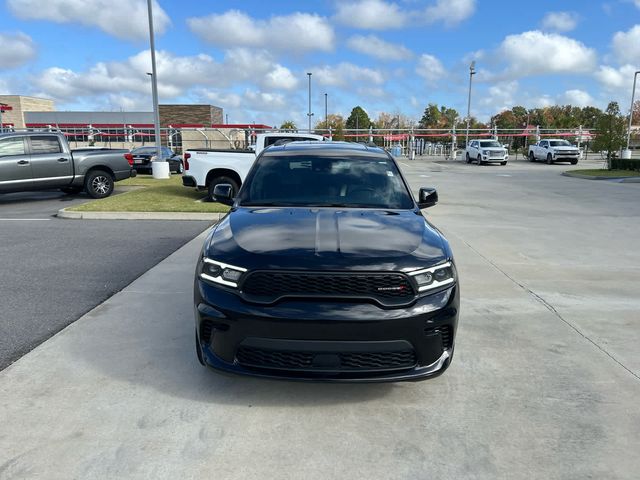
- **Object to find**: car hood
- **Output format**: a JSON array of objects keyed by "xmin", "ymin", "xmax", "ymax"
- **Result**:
[
  {"xmin": 205, "ymin": 207, "xmax": 449, "ymax": 271},
  {"xmin": 550, "ymin": 146, "xmax": 578, "ymax": 151}
]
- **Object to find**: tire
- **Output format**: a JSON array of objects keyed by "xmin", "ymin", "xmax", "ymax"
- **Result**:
[
  {"xmin": 571, "ymin": 159, "xmax": 578, "ymax": 165},
  {"xmin": 546, "ymin": 154, "xmax": 553, "ymax": 165},
  {"xmin": 501, "ymin": 161, "xmax": 507, "ymax": 166},
  {"xmin": 465, "ymin": 153, "xmax": 471, "ymax": 164},
  {"xmin": 176, "ymin": 161, "xmax": 184, "ymax": 174},
  {"xmin": 84, "ymin": 170, "xmax": 114, "ymax": 199},
  {"xmin": 195, "ymin": 329, "xmax": 205, "ymax": 366},
  {"xmin": 207, "ymin": 176, "xmax": 239, "ymax": 202},
  {"xmin": 477, "ymin": 155, "xmax": 483, "ymax": 165},
  {"xmin": 529, "ymin": 152, "xmax": 535, "ymax": 162},
  {"xmin": 60, "ymin": 186, "xmax": 83, "ymax": 195}
]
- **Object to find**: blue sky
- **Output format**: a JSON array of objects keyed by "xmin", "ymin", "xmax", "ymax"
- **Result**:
[{"xmin": 1, "ymin": 0, "xmax": 639, "ymax": 127}]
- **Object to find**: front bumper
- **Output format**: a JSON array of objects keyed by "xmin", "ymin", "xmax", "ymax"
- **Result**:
[{"xmin": 194, "ymin": 279, "xmax": 459, "ymax": 382}]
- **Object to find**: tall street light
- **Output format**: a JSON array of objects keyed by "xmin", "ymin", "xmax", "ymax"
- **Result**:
[
  {"xmin": 625, "ymin": 70, "xmax": 640, "ymax": 154},
  {"xmin": 324, "ymin": 93, "xmax": 328, "ymax": 129},
  {"xmin": 465, "ymin": 61, "xmax": 476, "ymax": 148},
  {"xmin": 146, "ymin": 0, "xmax": 161, "ymax": 160},
  {"xmin": 307, "ymin": 73, "xmax": 314, "ymax": 133}
]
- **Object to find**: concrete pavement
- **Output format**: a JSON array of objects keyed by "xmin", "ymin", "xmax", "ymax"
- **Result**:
[{"xmin": 1, "ymin": 156, "xmax": 639, "ymax": 479}]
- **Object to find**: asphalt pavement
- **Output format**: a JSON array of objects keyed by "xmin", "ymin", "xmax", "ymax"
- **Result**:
[
  {"xmin": 0, "ymin": 189, "xmax": 214, "ymax": 369},
  {"xmin": 1, "ymin": 157, "xmax": 639, "ymax": 479}
]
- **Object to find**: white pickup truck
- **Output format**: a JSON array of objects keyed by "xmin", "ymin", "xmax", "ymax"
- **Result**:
[
  {"xmin": 528, "ymin": 139, "xmax": 579, "ymax": 165},
  {"xmin": 182, "ymin": 132, "xmax": 324, "ymax": 200}
]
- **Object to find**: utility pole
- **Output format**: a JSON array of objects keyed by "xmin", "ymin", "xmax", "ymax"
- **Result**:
[
  {"xmin": 465, "ymin": 61, "xmax": 476, "ymax": 149},
  {"xmin": 324, "ymin": 93, "xmax": 328, "ymax": 130},
  {"xmin": 307, "ymin": 73, "xmax": 313, "ymax": 133},
  {"xmin": 146, "ymin": 0, "xmax": 161, "ymax": 161}
]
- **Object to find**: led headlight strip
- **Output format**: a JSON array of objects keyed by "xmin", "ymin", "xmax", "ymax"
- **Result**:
[
  {"xmin": 408, "ymin": 262, "xmax": 455, "ymax": 292},
  {"xmin": 201, "ymin": 258, "xmax": 247, "ymax": 288}
]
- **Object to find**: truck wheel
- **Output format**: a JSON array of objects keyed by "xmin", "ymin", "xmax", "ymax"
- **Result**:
[
  {"xmin": 477, "ymin": 155, "xmax": 483, "ymax": 165},
  {"xmin": 546, "ymin": 154, "xmax": 553, "ymax": 165},
  {"xmin": 529, "ymin": 152, "xmax": 535, "ymax": 162},
  {"xmin": 85, "ymin": 170, "xmax": 114, "ymax": 199},
  {"xmin": 176, "ymin": 161, "xmax": 184, "ymax": 174},
  {"xmin": 60, "ymin": 186, "xmax": 83, "ymax": 195},
  {"xmin": 501, "ymin": 161, "xmax": 507, "ymax": 166},
  {"xmin": 207, "ymin": 176, "xmax": 239, "ymax": 202},
  {"xmin": 465, "ymin": 153, "xmax": 471, "ymax": 164},
  {"xmin": 571, "ymin": 159, "xmax": 578, "ymax": 165}
]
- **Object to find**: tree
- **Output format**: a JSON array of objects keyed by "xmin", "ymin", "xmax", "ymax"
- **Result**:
[
  {"xmin": 345, "ymin": 106, "xmax": 371, "ymax": 131},
  {"xmin": 419, "ymin": 104, "xmax": 441, "ymax": 128},
  {"xmin": 592, "ymin": 101, "xmax": 627, "ymax": 169},
  {"xmin": 280, "ymin": 121, "xmax": 297, "ymax": 131},
  {"xmin": 315, "ymin": 114, "xmax": 345, "ymax": 140}
]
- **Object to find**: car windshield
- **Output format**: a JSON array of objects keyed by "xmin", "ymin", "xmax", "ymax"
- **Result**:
[
  {"xmin": 549, "ymin": 140, "xmax": 572, "ymax": 146},
  {"xmin": 237, "ymin": 154, "xmax": 414, "ymax": 209},
  {"xmin": 480, "ymin": 141, "xmax": 502, "ymax": 148}
]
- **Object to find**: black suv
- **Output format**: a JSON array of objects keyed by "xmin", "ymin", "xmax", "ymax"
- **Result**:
[{"xmin": 194, "ymin": 142, "xmax": 459, "ymax": 382}]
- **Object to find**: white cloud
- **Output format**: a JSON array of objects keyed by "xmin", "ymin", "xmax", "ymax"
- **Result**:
[
  {"xmin": 612, "ymin": 25, "xmax": 640, "ymax": 65},
  {"xmin": 31, "ymin": 49, "xmax": 299, "ymax": 106},
  {"xmin": 562, "ymin": 89, "xmax": 594, "ymax": 106},
  {"xmin": 346, "ymin": 35, "xmax": 413, "ymax": 61},
  {"xmin": 541, "ymin": 12, "xmax": 579, "ymax": 32},
  {"xmin": 424, "ymin": 0, "xmax": 476, "ymax": 27},
  {"xmin": 312, "ymin": 63, "xmax": 385, "ymax": 88},
  {"xmin": 478, "ymin": 81, "xmax": 519, "ymax": 114},
  {"xmin": 415, "ymin": 54, "xmax": 446, "ymax": 84},
  {"xmin": 188, "ymin": 10, "xmax": 335, "ymax": 53},
  {"xmin": 7, "ymin": 0, "xmax": 170, "ymax": 41},
  {"xmin": 334, "ymin": 0, "xmax": 408, "ymax": 30},
  {"xmin": 498, "ymin": 31, "xmax": 597, "ymax": 77},
  {"xmin": 594, "ymin": 64, "xmax": 639, "ymax": 90},
  {"xmin": 0, "ymin": 33, "xmax": 36, "ymax": 68}
]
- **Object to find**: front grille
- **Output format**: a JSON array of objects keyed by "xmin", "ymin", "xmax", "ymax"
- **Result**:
[
  {"xmin": 425, "ymin": 325, "xmax": 453, "ymax": 350},
  {"xmin": 236, "ymin": 346, "xmax": 416, "ymax": 372},
  {"xmin": 200, "ymin": 320, "xmax": 214, "ymax": 345},
  {"xmin": 241, "ymin": 271, "xmax": 414, "ymax": 303}
]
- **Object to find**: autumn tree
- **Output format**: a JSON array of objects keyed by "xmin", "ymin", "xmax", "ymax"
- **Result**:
[{"xmin": 315, "ymin": 114, "xmax": 345, "ymax": 141}]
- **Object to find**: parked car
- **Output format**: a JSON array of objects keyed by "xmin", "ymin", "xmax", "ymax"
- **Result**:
[
  {"xmin": 465, "ymin": 139, "xmax": 509, "ymax": 165},
  {"xmin": 528, "ymin": 139, "xmax": 579, "ymax": 164},
  {"xmin": 0, "ymin": 132, "xmax": 135, "ymax": 198},
  {"xmin": 182, "ymin": 132, "xmax": 324, "ymax": 201},
  {"xmin": 127, "ymin": 146, "xmax": 183, "ymax": 174},
  {"xmin": 193, "ymin": 141, "xmax": 459, "ymax": 382}
]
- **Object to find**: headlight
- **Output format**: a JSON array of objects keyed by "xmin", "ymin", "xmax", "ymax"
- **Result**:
[
  {"xmin": 408, "ymin": 262, "xmax": 456, "ymax": 292},
  {"xmin": 200, "ymin": 257, "xmax": 247, "ymax": 288}
]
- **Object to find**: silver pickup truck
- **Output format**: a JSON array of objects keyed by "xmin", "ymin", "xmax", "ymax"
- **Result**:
[{"xmin": 0, "ymin": 132, "xmax": 135, "ymax": 198}]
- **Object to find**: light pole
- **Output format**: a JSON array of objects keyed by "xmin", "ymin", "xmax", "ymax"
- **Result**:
[
  {"xmin": 324, "ymin": 93, "xmax": 328, "ymax": 129},
  {"xmin": 625, "ymin": 70, "xmax": 640, "ymax": 155},
  {"xmin": 146, "ymin": 0, "xmax": 161, "ymax": 161},
  {"xmin": 307, "ymin": 73, "xmax": 314, "ymax": 133},
  {"xmin": 465, "ymin": 61, "xmax": 476, "ymax": 148}
]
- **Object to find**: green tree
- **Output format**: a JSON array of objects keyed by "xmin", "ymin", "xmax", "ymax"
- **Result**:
[
  {"xmin": 315, "ymin": 114, "xmax": 345, "ymax": 141},
  {"xmin": 592, "ymin": 101, "xmax": 627, "ymax": 169},
  {"xmin": 345, "ymin": 106, "xmax": 371, "ymax": 131},
  {"xmin": 419, "ymin": 104, "xmax": 441, "ymax": 128},
  {"xmin": 280, "ymin": 120, "xmax": 297, "ymax": 131}
]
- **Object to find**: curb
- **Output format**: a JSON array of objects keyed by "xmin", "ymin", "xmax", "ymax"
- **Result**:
[
  {"xmin": 57, "ymin": 208, "xmax": 226, "ymax": 221},
  {"xmin": 562, "ymin": 172, "xmax": 640, "ymax": 183}
]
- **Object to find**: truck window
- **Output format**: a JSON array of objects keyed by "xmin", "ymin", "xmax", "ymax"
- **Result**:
[
  {"xmin": 31, "ymin": 136, "xmax": 62, "ymax": 154},
  {"xmin": 0, "ymin": 137, "xmax": 27, "ymax": 156}
]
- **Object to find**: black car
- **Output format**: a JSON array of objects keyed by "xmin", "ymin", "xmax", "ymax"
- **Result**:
[
  {"xmin": 129, "ymin": 146, "xmax": 183, "ymax": 173},
  {"xmin": 194, "ymin": 142, "xmax": 459, "ymax": 382}
]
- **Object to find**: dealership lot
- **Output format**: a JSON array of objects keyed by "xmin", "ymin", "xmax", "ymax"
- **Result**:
[
  {"xmin": 0, "ymin": 189, "xmax": 213, "ymax": 369},
  {"xmin": 1, "ymin": 156, "xmax": 639, "ymax": 479}
]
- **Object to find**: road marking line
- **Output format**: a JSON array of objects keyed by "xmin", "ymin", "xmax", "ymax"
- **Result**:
[
  {"xmin": 0, "ymin": 218, "xmax": 51, "ymax": 221},
  {"xmin": 400, "ymin": 162, "xmax": 410, "ymax": 167},
  {"xmin": 420, "ymin": 175, "xmax": 431, "ymax": 178},
  {"xmin": 497, "ymin": 174, "xmax": 512, "ymax": 177}
]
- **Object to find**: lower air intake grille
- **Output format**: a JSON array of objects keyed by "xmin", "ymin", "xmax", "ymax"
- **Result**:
[
  {"xmin": 425, "ymin": 325, "xmax": 453, "ymax": 350},
  {"xmin": 236, "ymin": 346, "xmax": 416, "ymax": 371}
]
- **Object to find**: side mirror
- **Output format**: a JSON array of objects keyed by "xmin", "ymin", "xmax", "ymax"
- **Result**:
[
  {"xmin": 417, "ymin": 187, "xmax": 438, "ymax": 209},
  {"xmin": 213, "ymin": 183, "xmax": 234, "ymax": 205}
]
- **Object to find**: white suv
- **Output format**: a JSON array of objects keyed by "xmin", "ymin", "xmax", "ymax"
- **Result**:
[{"xmin": 465, "ymin": 140, "xmax": 509, "ymax": 165}]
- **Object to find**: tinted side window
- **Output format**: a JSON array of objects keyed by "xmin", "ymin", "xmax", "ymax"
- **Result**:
[
  {"xmin": 31, "ymin": 136, "xmax": 62, "ymax": 154},
  {"xmin": 0, "ymin": 137, "xmax": 27, "ymax": 156},
  {"xmin": 540, "ymin": 141, "xmax": 547, "ymax": 147}
]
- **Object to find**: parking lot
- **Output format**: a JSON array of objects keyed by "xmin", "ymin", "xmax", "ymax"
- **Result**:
[{"xmin": 1, "ymin": 155, "xmax": 639, "ymax": 479}]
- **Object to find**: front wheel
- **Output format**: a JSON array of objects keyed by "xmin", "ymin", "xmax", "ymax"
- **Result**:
[
  {"xmin": 571, "ymin": 159, "xmax": 578, "ymax": 165},
  {"xmin": 546, "ymin": 154, "xmax": 553, "ymax": 165},
  {"xmin": 529, "ymin": 152, "xmax": 535, "ymax": 162},
  {"xmin": 465, "ymin": 153, "xmax": 471, "ymax": 164},
  {"xmin": 84, "ymin": 170, "xmax": 114, "ymax": 199},
  {"xmin": 207, "ymin": 176, "xmax": 239, "ymax": 202},
  {"xmin": 477, "ymin": 155, "xmax": 483, "ymax": 165},
  {"xmin": 501, "ymin": 161, "xmax": 507, "ymax": 166}
]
